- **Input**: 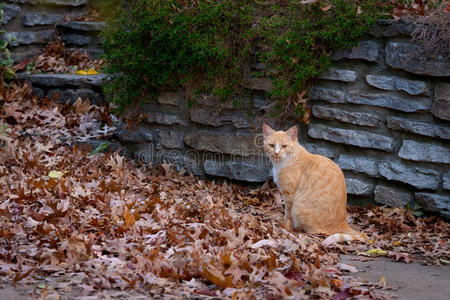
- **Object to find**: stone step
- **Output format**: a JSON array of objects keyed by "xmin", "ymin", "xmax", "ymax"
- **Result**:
[
  {"xmin": 21, "ymin": 0, "xmax": 89, "ymax": 7},
  {"xmin": 58, "ymin": 21, "xmax": 106, "ymax": 32},
  {"xmin": 17, "ymin": 72, "xmax": 108, "ymax": 87}
]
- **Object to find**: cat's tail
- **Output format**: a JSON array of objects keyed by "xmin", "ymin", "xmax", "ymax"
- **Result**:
[{"xmin": 321, "ymin": 224, "xmax": 367, "ymax": 246}]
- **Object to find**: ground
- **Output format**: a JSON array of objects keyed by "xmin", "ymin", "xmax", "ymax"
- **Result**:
[
  {"xmin": 0, "ymin": 81, "xmax": 449, "ymax": 299},
  {"xmin": 1, "ymin": 255, "xmax": 449, "ymax": 299},
  {"xmin": 341, "ymin": 255, "xmax": 450, "ymax": 300}
]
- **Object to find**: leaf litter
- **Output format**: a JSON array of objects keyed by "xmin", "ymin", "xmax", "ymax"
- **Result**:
[
  {"xmin": 0, "ymin": 82, "xmax": 449, "ymax": 299},
  {"xmin": 15, "ymin": 39, "xmax": 104, "ymax": 75}
]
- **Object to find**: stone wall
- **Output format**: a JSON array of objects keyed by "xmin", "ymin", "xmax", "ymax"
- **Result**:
[
  {"xmin": 113, "ymin": 20, "xmax": 450, "ymax": 219},
  {"xmin": 13, "ymin": 17, "xmax": 450, "ymax": 219},
  {"xmin": 1, "ymin": 0, "xmax": 104, "ymax": 62}
]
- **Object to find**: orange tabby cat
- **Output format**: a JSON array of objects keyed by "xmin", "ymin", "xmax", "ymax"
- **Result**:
[{"xmin": 262, "ymin": 124, "xmax": 366, "ymax": 245}]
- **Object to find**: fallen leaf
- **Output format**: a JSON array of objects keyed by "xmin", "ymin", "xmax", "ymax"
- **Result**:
[
  {"xmin": 360, "ymin": 248, "xmax": 387, "ymax": 256},
  {"xmin": 337, "ymin": 263, "xmax": 357, "ymax": 273},
  {"xmin": 320, "ymin": 4, "xmax": 332, "ymax": 11},
  {"xmin": 48, "ymin": 170, "xmax": 64, "ymax": 179}
]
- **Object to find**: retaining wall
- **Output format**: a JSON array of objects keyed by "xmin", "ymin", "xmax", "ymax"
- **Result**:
[
  {"xmin": 114, "ymin": 20, "xmax": 450, "ymax": 218},
  {"xmin": 10, "ymin": 15, "xmax": 450, "ymax": 218},
  {"xmin": 2, "ymin": 0, "xmax": 104, "ymax": 62}
]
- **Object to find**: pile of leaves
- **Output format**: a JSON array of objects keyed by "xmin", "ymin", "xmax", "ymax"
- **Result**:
[
  {"xmin": 16, "ymin": 39, "xmax": 104, "ymax": 75},
  {"xmin": 0, "ymin": 83, "xmax": 448, "ymax": 298},
  {"xmin": 331, "ymin": 206, "xmax": 450, "ymax": 265}
]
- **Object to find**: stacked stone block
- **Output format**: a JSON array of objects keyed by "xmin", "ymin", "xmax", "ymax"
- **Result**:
[
  {"xmin": 1, "ymin": 0, "xmax": 104, "ymax": 62},
  {"xmin": 113, "ymin": 19, "xmax": 449, "ymax": 218},
  {"xmin": 307, "ymin": 20, "xmax": 450, "ymax": 218}
]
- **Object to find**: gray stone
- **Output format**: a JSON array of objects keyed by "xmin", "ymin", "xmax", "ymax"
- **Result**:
[
  {"xmin": 190, "ymin": 107, "xmax": 251, "ymax": 128},
  {"xmin": 185, "ymin": 130, "xmax": 260, "ymax": 156},
  {"xmin": 370, "ymin": 19, "xmax": 415, "ymax": 37},
  {"xmin": 48, "ymin": 88, "xmax": 102, "ymax": 105},
  {"xmin": 28, "ymin": 0, "xmax": 89, "ymax": 6},
  {"xmin": 345, "ymin": 178, "xmax": 374, "ymax": 196},
  {"xmin": 319, "ymin": 68, "xmax": 357, "ymax": 82},
  {"xmin": 432, "ymin": 83, "xmax": 450, "ymax": 121},
  {"xmin": 195, "ymin": 94, "xmax": 234, "ymax": 109},
  {"xmin": 204, "ymin": 159, "xmax": 270, "ymax": 182},
  {"xmin": 252, "ymin": 96, "xmax": 267, "ymax": 109},
  {"xmin": 157, "ymin": 91, "xmax": 184, "ymax": 106},
  {"xmin": 386, "ymin": 41, "xmax": 450, "ymax": 77},
  {"xmin": 11, "ymin": 48, "xmax": 42, "ymax": 63},
  {"xmin": 17, "ymin": 73, "xmax": 108, "ymax": 87},
  {"xmin": 331, "ymin": 40, "xmax": 379, "ymax": 62},
  {"xmin": 387, "ymin": 117, "xmax": 450, "ymax": 140},
  {"xmin": 244, "ymin": 77, "xmax": 272, "ymax": 91},
  {"xmin": 145, "ymin": 112, "xmax": 186, "ymax": 126},
  {"xmin": 378, "ymin": 162, "xmax": 440, "ymax": 190},
  {"xmin": 309, "ymin": 86, "xmax": 346, "ymax": 103},
  {"xmin": 312, "ymin": 105, "xmax": 382, "ymax": 127},
  {"xmin": 398, "ymin": 140, "xmax": 450, "ymax": 164},
  {"xmin": 4, "ymin": 30, "xmax": 54, "ymax": 47},
  {"xmin": 337, "ymin": 155, "xmax": 379, "ymax": 177},
  {"xmin": 32, "ymin": 87, "xmax": 45, "ymax": 99},
  {"xmin": 250, "ymin": 62, "xmax": 267, "ymax": 70},
  {"xmin": 302, "ymin": 142, "xmax": 336, "ymax": 159},
  {"xmin": 375, "ymin": 185, "xmax": 412, "ymax": 207},
  {"xmin": 76, "ymin": 89, "xmax": 103, "ymax": 105},
  {"xmin": 415, "ymin": 193, "xmax": 450, "ymax": 219},
  {"xmin": 346, "ymin": 91, "xmax": 431, "ymax": 113},
  {"xmin": 308, "ymin": 124, "xmax": 394, "ymax": 152},
  {"xmin": 1, "ymin": 5, "xmax": 20, "ymax": 25},
  {"xmin": 116, "ymin": 125, "xmax": 154, "ymax": 143},
  {"xmin": 155, "ymin": 130, "xmax": 184, "ymax": 149},
  {"xmin": 62, "ymin": 34, "xmax": 90, "ymax": 46},
  {"xmin": 23, "ymin": 12, "xmax": 64, "ymax": 26},
  {"xmin": 58, "ymin": 21, "xmax": 106, "ymax": 31},
  {"xmin": 155, "ymin": 150, "xmax": 204, "ymax": 176},
  {"xmin": 443, "ymin": 172, "xmax": 450, "ymax": 191},
  {"xmin": 366, "ymin": 75, "xmax": 431, "ymax": 96}
]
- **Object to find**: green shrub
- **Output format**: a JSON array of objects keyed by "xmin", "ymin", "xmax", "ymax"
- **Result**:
[{"xmin": 102, "ymin": 0, "xmax": 390, "ymax": 111}]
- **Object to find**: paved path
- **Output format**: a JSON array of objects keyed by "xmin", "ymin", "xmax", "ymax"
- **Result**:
[{"xmin": 342, "ymin": 255, "xmax": 450, "ymax": 300}]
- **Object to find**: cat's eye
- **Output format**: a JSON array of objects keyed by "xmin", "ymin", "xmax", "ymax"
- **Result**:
[
  {"xmin": 282, "ymin": 145, "xmax": 287, "ymax": 148},
  {"xmin": 268, "ymin": 144, "xmax": 275, "ymax": 148}
]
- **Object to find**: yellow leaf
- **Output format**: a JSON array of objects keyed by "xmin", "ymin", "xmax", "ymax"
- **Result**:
[
  {"xmin": 86, "ymin": 69, "xmax": 99, "ymax": 75},
  {"xmin": 368, "ymin": 239, "xmax": 374, "ymax": 244},
  {"xmin": 393, "ymin": 241, "xmax": 401, "ymax": 246},
  {"xmin": 379, "ymin": 275, "xmax": 386, "ymax": 285},
  {"xmin": 364, "ymin": 248, "xmax": 387, "ymax": 256},
  {"xmin": 48, "ymin": 170, "xmax": 64, "ymax": 179},
  {"xmin": 76, "ymin": 69, "xmax": 98, "ymax": 75}
]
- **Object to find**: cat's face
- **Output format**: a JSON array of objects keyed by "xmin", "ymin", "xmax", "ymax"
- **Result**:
[{"xmin": 262, "ymin": 124, "xmax": 298, "ymax": 163}]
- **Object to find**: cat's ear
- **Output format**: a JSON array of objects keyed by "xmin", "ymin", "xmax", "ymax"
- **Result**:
[
  {"xmin": 262, "ymin": 124, "xmax": 274, "ymax": 138},
  {"xmin": 286, "ymin": 125, "xmax": 298, "ymax": 142}
]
